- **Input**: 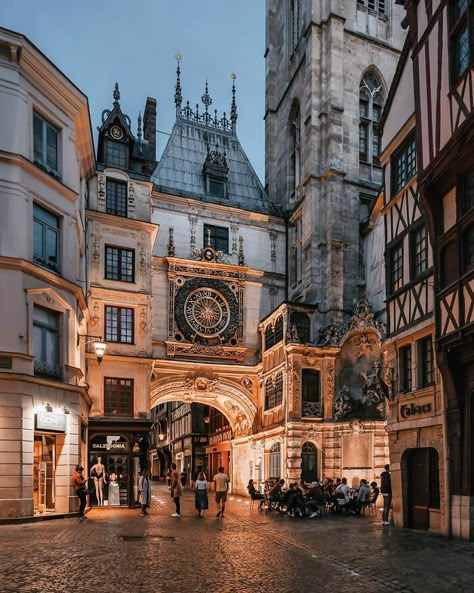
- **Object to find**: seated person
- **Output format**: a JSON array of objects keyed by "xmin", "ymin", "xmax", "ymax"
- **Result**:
[
  {"xmin": 286, "ymin": 483, "xmax": 306, "ymax": 517},
  {"xmin": 247, "ymin": 479, "xmax": 264, "ymax": 499},
  {"xmin": 268, "ymin": 478, "xmax": 285, "ymax": 509},
  {"xmin": 369, "ymin": 481, "xmax": 379, "ymax": 506},
  {"xmin": 335, "ymin": 477, "xmax": 351, "ymax": 511},
  {"xmin": 305, "ymin": 481, "xmax": 325, "ymax": 518},
  {"xmin": 351, "ymin": 479, "xmax": 370, "ymax": 514}
]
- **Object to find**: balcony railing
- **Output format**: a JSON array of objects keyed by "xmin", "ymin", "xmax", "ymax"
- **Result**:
[{"xmin": 302, "ymin": 401, "xmax": 323, "ymax": 418}]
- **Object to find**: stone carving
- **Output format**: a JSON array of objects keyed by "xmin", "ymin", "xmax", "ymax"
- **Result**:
[
  {"xmin": 288, "ymin": 361, "xmax": 301, "ymax": 413},
  {"xmin": 167, "ymin": 227, "xmax": 176, "ymax": 257},
  {"xmin": 238, "ymin": 236, "xmax": 245, "ymax": 266},
  {"xmin": 303, "ymin": 351, "xmax": 320, "ymax": 367},
  {"xmin": 326, "ymin": 362, "xmax": 335, "ymax": 401},
  {"xmin": 269, "ymin": 229, "xmax": 277, "ymax": 262},
  {"xmin": 183, "ymin": 377, "xmax": 220, "ymax": 392},
  {"xmin": 127, "ymin": 182, "xmax": 135, "ymax": 217},
  {"xmin": 139, "ymin": 308, "xmax": 147, "ymax": 335},
  {"xmin": 230, "ymin": 219, "xmax": 238, "ymax": 254},
  {"xmin": 189, "ymin": 213, "xmax": 197, "ymax": 252},
  {"xmin": 302, "ymin": 425, "xmax": 322, "ymax": 445},
  {"xmin": 317, "ymin": 299, "xmax": 386, "ymax": 347},
  {"xmin": 139, "ymin": 244, "xmax": 146, "ymax": 271},
  {"xmin": 234, "ymin": 413, "xmax": 250, "ymax": 437},
  {"xmin": 334, "ymin": 361, "xmax": 387, "ymax": 421},
  {"xmin": 92, "ymin": 234, "xmax": 100, "ymax": 269},
  {"xmin": 167, "ymin": 342, "xmax": 245, "ymax": 362},
  {"xmin": 286, "ymin": 324, "xmax": 300, "ymax": 343},
  {"xmin": 350, "ymin": 419, "xmax": 364, "ymax": 434},
  {"xmin": 353, "ymin": 333, "xmax": 377, "ymax": 359},
  {"xmin": 97, "ymin": 174, "xmax": 106, "ymax": 210},
  {"xmin": 242, "ymin": 377, "xmax": 253, "ymax": 390}
]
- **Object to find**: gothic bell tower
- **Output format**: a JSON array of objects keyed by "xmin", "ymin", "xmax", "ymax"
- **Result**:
[{"xmin": 265, "ymin": 0, "xmax": 405, "ymax": 326}]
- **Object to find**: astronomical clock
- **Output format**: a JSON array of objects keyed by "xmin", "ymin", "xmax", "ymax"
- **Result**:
[{"xmin": 166, "ymin": 245, "xmax": 246, "ymax": 361}]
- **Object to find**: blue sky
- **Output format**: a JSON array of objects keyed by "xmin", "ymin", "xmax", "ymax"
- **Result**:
[{"xmin": 3, "ymin": 0, "xmax": 266, "ymax": 180}]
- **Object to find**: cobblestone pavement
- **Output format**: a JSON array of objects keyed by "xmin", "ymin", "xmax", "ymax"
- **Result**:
[{"xmin": 1, "ymin": 484, "xmax": 474, "ymax": 593}]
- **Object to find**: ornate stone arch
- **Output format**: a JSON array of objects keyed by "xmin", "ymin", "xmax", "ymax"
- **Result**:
[{"xmin": 150, "ymin": 376, "xmax": 257, "ymax": 438}]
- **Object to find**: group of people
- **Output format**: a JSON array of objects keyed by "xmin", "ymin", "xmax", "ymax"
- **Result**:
[
  {"xmin": 247, "ymin": 464, "xmax": 392, "ymax": 524},
  {"xmin": 167, "ymin": 463, "xmax": 230, "ymax": 519},
  {"xmin": 73, "ymin": 462, "xmax": 392, "ymax": 526}
]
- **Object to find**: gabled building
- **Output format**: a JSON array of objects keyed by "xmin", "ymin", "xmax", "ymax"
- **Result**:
[
  {"xmin": 377, "ymin": 36, "xmax": 444, "ymax": 534},
  {"xmin": 399, "ymin": 0, "xmax": 474, "ymax": 539},
  {"xmin": 85, "ymin": 85, "xmax": 159, "ymax": 507},
  {"xmin": 0, "ymin": 28, "xmax": 94, "ymax": 517}
]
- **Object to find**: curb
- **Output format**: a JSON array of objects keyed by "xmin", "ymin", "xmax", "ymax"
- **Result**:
[{"xmin": 0, "ymin": 510, "xmax": 86, "ymax": 525}]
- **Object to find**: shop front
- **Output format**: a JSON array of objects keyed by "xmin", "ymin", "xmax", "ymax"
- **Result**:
[
  {"xmin": 87, "ymin": 419, "xmax": 151, "ymax": 508},
  {"xmin": 33, "ymin": 411, "xmax": 67, "ymax": 513}
]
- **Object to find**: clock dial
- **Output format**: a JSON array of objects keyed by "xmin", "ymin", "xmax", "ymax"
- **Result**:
[
  {"xmin": 174, "ymin": 278, "xmax": 239, "ymax": 344},
  {"xmin": 185, "ymin": 288, "xmax": 230, "ymax": 337},
  {"xmin": 110, "ymin": 125, "xmax": 123, "ymax": 140}
]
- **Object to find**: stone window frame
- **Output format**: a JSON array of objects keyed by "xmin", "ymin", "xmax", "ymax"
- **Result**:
[
  {"xmin": 359, "ymin": 69, "xmax": 385, "ymax": 167},
  {"xmin": 288, "ymin": 99, "xmax": 301, "ymax": 199},
  {"xmin": 289, "ymin": 0, "xmax": 301, "ymax": 54},
  {"xmin": 33, "ymin": 110, "xmax": 61, "ymax": 179},
  {"xmin": 33, "ymin": 202, "xmax": 61, "ymax": 274},
  {"xmin": 105, "ymin": 305, "xmax": 135, "ymax": 344}
]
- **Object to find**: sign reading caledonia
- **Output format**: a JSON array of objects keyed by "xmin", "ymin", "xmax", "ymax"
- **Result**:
[{"xmin": 35, "ymin": 413, "xmax": 66, "ymax": 432}]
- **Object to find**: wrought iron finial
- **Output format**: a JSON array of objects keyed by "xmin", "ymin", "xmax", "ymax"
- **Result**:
[
  {"xmin": 201, "ymin": 79, "xmax": 213, "ymax": 109},
  {"xmin": 113, "ymin": 82, "xmax": 120, "ymax": 105},
  {"xmin": 137, "ymin": 111, "xmax": 142, "ymax": 142},
  {"xmin": 175, "ymin": 54, "xmax": 183, "ymax": 114},
  {"xmin": 230, "ymin": 73, "xmax": 238, "ymax": 132},
  {"xmin": 167, "ymin": 227, "xmax": 176, "ymax": 257}
]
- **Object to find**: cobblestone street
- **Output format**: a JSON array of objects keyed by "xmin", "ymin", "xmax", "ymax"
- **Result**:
[{"xmin": 1, "ymin": 484, "xmax": 474, "ymax": 593}]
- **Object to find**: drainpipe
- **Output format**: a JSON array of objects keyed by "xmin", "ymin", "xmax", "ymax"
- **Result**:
[{"xmin": 441, "ymin": 378, "xmax": 451, "ymax": 538}]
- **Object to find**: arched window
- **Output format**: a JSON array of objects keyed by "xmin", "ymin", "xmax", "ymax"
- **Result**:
[
  {"xmin": 302, "ymin": 369, "xmax": 322, "ymax": 417},
  {"xmin": 289, "ymin": 312, "xmax": 310, "ymax": 343},
  {"xmin": 265, "ymin": 378, "xmax": 275, "ymax": 410},
  {"xmin": 301, "ymin": 442, "xmax": 318, "ymax": 483},
  {"xmin": 274, "ymin": 316, "xmax": 284, "ymax": 344},
  {"xmin": 265, "ymin": 325, "xmax": 274, "ymax": 350},
  {"xmin": 359, "ymin": 70, "xmax": 384, "ymax": 165},
  {"xmin": 274, "ymin": 372, "xmax": 283, "ymax": 407},
  {"xmin": 269, "ymin": 443, "xmax": 281, "ymax": 480},
  {"xmin": 289, "ymin": 101, "xmax": 301, "ymax": 196},
  {"xmin": 289, "ymin": 0, "xmax": 300, "ymax": 52}
]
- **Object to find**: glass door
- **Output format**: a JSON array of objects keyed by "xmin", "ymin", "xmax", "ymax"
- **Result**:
[{"xmin": 34, "ymin": 435, "xmax": 56, "ymax": 511}]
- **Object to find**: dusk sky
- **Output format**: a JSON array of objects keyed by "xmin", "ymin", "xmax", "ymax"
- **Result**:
[{"xmin": 3, "ymin": 1, "xmax": 267, "ymax": 180}]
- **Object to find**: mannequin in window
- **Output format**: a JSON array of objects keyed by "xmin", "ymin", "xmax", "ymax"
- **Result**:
[{"xmin": 90, "ymin": 456, "xmax": 106, "ymax": 505}]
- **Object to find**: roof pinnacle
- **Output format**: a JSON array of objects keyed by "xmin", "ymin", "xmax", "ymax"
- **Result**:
[
  {"xmin": 175, "ymin": 54, "xmax": 183, "ymax": 115},
  {"xmin": 230, "ymin": 73, "xmax": 238, "ymax": 133},
  {"xmin": 113, "ymin": 82, "xmax": 120, "ymax": 106}
]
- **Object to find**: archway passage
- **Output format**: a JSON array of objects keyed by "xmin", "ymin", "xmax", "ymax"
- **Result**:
[
  {"xmin": 301, "ymin": 442, "xmax": 318, "ymax": 483},
  {"xmin": 403, "ymin": 447, "xmax": 440, "ymax": 530}
]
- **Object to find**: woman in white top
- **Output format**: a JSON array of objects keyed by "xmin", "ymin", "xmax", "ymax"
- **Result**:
[{"xmin": 194, "ymin": 471, "xmax": 208, "ymax": 518}]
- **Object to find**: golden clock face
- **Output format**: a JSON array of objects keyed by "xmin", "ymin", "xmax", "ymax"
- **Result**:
[
  {"xmin": 184, "ymin": 288, "xmax": 230, "ymax": 338},
  {"xmin": 110, "ymin": 125, "xmax": 123, "ymax": 140}
]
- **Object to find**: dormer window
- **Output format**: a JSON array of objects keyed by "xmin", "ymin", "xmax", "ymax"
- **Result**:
[
  {"xmin": 208, "ymin": 177, "xmax": 225, "ymax": 198},
  {"xmin": 105, "ymin": 139, "xmax": 128, "ymax": 170},
  {"xmin": 203, "ymin": 146, "xmax": 229, "ymax": 199}
]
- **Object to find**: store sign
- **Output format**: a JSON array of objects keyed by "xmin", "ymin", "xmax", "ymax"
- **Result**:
[
  {"xmin": 35, "ymin": 413, "xmax": 66, "ymax": 432},
  {"xmin": 89, "ymin": 435, "xmax": 129, "ymax": 453},
  {"xmin": 398, "ymin": 397, "xmax": 434, "ymax": 421}
]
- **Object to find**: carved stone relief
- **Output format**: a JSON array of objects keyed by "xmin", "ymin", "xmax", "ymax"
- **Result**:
[{"xmin": 97, "ymin": 174, "xmax": 106, "ymax": 211}]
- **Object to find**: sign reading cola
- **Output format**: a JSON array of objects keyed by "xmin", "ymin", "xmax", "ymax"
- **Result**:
[
  {"xmin": 399, "ymin": 398, "xmax": 434, "ymax": 420},
  {"xmin": 89, "ymin": 435, "xmax": 129, "ymax": 453},
  {"xmin": 35, "ymin": 412, "xmax": 66, "ymax": 432}
]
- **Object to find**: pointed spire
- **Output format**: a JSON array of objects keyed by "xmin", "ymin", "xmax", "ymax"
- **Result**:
[
  {"xmin": 113, "ymin": 82, "xmax": 120, "ymax": 106},
  {"xmin": 230, "ymin": 73, "xmax": 238, "ymax": 134},
  {"xmin": 175, "ymin": 54, "xmax": 183, "ymax": 116},
  {"xmin": 137, "ymin": 111, "xmax": 142, "ymax": 139}
]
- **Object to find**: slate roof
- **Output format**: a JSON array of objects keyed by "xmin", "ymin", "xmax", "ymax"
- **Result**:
[{"xmin": 152, "ymin": 118, "xmax": 278, "ymax": 215}]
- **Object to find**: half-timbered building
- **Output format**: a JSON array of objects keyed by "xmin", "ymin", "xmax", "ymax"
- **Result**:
[
  {"xmin": 399, "ymin": 0, "xmax": 474, "ymax": 539},
  {"xmin": 379, "ymin": 38, "xmax": 445, "ymax": 533}
]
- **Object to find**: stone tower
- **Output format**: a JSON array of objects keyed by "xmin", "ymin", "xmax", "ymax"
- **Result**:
[{"xmin": 265, "ymin": 0, "xmax": 406, "ymax": 326}]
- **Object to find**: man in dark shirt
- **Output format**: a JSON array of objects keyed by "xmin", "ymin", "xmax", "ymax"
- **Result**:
[{"xmin": 380, "ymin": 464, "xmax": 392, "ymax": 526}]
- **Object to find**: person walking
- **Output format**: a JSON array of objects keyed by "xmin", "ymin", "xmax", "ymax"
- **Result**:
[
  {"xmin": 139, "ymin": 468, "xmax": 151, "ymax": 516},
  {"xmin": 166, "ymin": 467, "xmax": 171, "ymax": 487},
  {"xmin": 214, "ymin": 466, "xmax": 230, "ymax": 518},
  {"xmin": 180, "ymin": 468, "xmax": 187, "ymax": 488},
  {"xmin": 72, "ymin": 465, "xmax": 88, "ymax": 521},
  {"xmin": 194, "ymin": 471, "xmax": 209, "ymax": 517},
  {"xmin": 170, "ymin": 463, "xmax": 182, "ymax": 517},
  {"xmin": 380, "ymin": 464, "xmax": 392, "ymax": 526}
]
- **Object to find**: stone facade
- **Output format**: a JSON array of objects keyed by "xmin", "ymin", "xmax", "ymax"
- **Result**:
[{"xmin": 0, "ymin": 28, "xmax": 94, "ymax": 517}]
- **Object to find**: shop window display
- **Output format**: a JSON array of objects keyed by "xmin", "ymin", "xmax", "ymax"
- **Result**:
[{"xmin": 88, "ymin": 435, "xmax": 130, "ymax": 506}]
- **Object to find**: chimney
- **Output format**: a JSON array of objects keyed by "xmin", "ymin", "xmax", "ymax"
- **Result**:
[{"xmin": 143, "ymin": 97, "xmax": 157, "ymax": 175}]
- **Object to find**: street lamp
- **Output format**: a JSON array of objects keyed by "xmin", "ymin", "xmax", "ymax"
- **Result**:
[{"xmin": 82, "ymin": 335, "xmax": 108, "ymax": 363}]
